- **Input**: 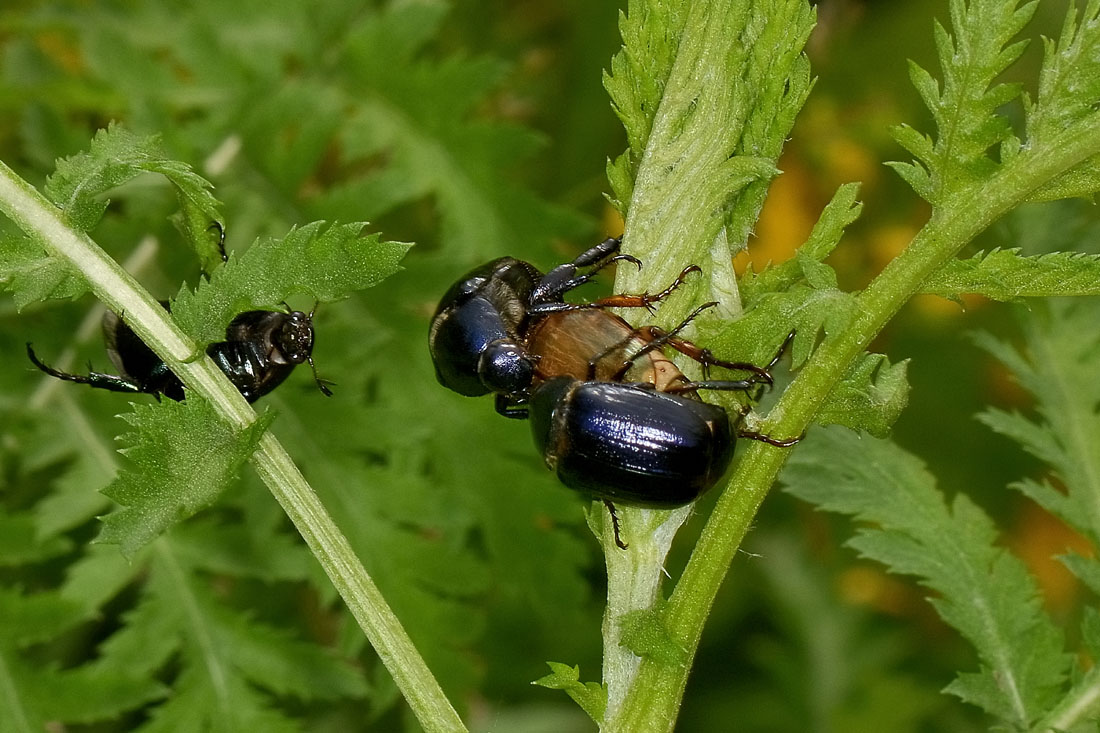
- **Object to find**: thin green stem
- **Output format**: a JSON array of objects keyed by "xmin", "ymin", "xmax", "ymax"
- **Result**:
[
  {"xmin": 1032, "ymin": 664, "xmax": 1100, "ymax": 732},
  {"xmin": 608, "ymin": 114, "xmax": 1100, "ymax": 733},
  {"xmin": 0, "ymin": 159, "xmax": 466, "ymax": 733}
]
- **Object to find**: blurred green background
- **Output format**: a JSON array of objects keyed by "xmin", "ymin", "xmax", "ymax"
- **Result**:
[{"xmin": 0, "ymin": 1, "xmax": 1093, "ymax": 731}]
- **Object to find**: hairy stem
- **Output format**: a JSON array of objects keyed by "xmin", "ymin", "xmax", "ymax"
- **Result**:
[{"xmin": 0, "ymin": 160, "xmax": 466, "ymax": 733}]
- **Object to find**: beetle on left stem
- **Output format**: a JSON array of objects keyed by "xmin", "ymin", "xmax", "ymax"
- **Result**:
[{"xmin": 28, "ymin": 304, "xmax": 332, "ymax": 403}]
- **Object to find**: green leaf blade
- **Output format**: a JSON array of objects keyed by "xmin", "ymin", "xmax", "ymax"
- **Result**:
[
  {"xmin": 783, "ymin": 427, "xmax": 1071, "ymax": 727},
  {"xmin": 891, "ymin": 0, "xmax": 1037, "ymax": 202},
  {"xmin": 922, "ymin": 249, "xmax": 1100, "ymax": 300},
  {"xmin": 98, "ymin": 400, "xmax": 273, "ymax": 558},
  {"xmin": 533, "ymin": 662, "xmax": 608, "ymax": 723},
  {"xmin": 171, "ymin": 222, "xmax": 409, "ymax": 344}
]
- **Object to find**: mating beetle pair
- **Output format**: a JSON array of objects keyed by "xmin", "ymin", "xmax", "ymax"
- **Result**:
[
  {"xmin": 429, "ymin": 237, "xmax": 797, "ymax": 526},
  {"xmin": 29, "ymin": 305, "xmax": 331, "ymax": 403}
]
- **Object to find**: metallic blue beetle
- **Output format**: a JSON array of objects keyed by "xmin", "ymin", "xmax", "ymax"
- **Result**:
[
  {"xmin": 529, "ymin": 377, "xmax": 736, "ymax": 508},
  {"xmin": 428, "ymin": 236, "xmax": 640, "ymax": 406}
]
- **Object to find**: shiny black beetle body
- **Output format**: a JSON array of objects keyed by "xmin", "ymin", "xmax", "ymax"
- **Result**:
[
  {"xmin": 428, "ymin": 256, "xmax": 541, "ymax": 397},
  {"xmin": 428, "ymin": 237, "xmax": 636, "ymax": 403},
  {"xmin": 213, "ymin": 309, "xmax": 324, "ymax": 401},
  {"xmin": 529, "ymin": 377, "xmax": 735, "ymax": 507},
  {"xmin": 28, "ymin": 306, "xmax": 330, "ymax": 403}
]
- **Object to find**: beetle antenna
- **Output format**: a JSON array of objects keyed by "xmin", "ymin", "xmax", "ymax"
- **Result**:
[{"xmin": 307, "ymin": 355, "xmax": 334, "ymax": 396}]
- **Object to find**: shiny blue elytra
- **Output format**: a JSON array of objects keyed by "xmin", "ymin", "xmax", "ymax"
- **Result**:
[{"xmin": 529, "ymin": 377, "xmax": 734, "ymax": 508}]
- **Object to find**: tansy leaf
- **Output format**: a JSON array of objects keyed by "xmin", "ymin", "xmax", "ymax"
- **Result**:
[{"xmin": 98, "ymin": 399, "xmax": 273, "ymax": 558}]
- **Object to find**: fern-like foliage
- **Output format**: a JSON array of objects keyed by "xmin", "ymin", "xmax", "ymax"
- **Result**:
[
  {"xmin": 894, "ymin": 0, "xmax": 1100, "ymax": 207},
  {"xmin": 0, "ymin": 586, "xmax": 165, "ymax": 731},
  {"xmin": 1030, "ymin": 1, "xmax": 1100, "ymax": 139},
  {"xmin": 1, "ymin": 1, "xmax": 597, "ymax": 726},
  {"xmin": 740, "ymin": 182, "xmax": 863, "ymax": 302},
  {"xmin": 0, "ymin": 125, "xmax": 224, "ymax": 309},
  {"xmin": 170, "ymin": 221, "xmax": 408, "ymax": 344},
  {"xmin": 890, "ymin": 0, "xmax": 1037, "ymax": 203},
  {"xmin": 922, "ymin": 248, "xmax": 1100, "ymax": 300},
  {"xmin": 46, "ymin": 124, "xmax": 224, "ymax": 267},
  {"xmin": 976, "ymin": 299, "xmax": 1100, "ymax": 547},
  {"xmin": 783, "ymin": 427, "xmax": 1073, "ymax": 729},
  {"xmin": 533, "ymin": 662, "xmax": 607, "ymax": 723},
  {"xmin": 604, "ymin": 0, "xmax": 688, "ymax": 211},
  {"xmin": 98, "ymin": 399, "xmax": 274, "ymax": 558},
  {"xmin": 970, "ymin": 297, "xmax": 1100, "ymax": 731}
]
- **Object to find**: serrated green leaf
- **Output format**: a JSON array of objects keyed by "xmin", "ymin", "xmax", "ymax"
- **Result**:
[
  {"xmin": 1, "ymin": 123, "xmax": 224, "ymax": 309},
  {"xmin": 797, "ymin": 251, "xmax": 838, "ymax": 291},
  {"xmin": 816, "ymin": 354, "xmax": 909, "ymax": 437},
  {"xmin": 922, "ymin": 248, "xmax": 1100, "ymax": 300},
  {"xmin": 783, "ymin": 427, "xmax": 1071, "ymax": 727},
  {"xmin": 703, "ymin": 285, "xmax": 858, "ymax": 370},
  {"xmin": 883, "ymin": 159, "xmax": 933, "ymax": 201},
  {"xmin": 1027, "ymin": 153, "xmax": 1100, "ymax": 202},
  {"xmin": 170, "ymin": 221, "xmax": 408, "ymax": 344},
  {"xmin": 46, "ymin": 124, "xmax": 221, "ymax": 247},
  {"xmin": 0, "ymin": 512, "xmax": 73, "ymax": 566},
  {"xmin": 203, "ymin": 587, "xmax": 369, "ymax": 703},
  {"xmin": 741, "ymin": 183, "xmax": 862, "ymax": 301},
  {"xmin": 0, "ymin": 232, "xmax": 87, "ymax": 310},
  {"xmin": 97, "ymin": 400, "xmax": 273, "ymax": 558},
  {"xmin": 1027, "ymin": 1, "xmax": 1100, "ymax": 150},
  {"xmin": 604, "ymin": 0, "xmax": 687, "ymax": 181},
  {"xmin": 890, "ymin": 0, "xmax": 1038, "ymax": 203},
  {"xmin": 975, "ymin": 299, "xmax": 1100, "ymax": 545},
  {"xmin": 533, "ymin": 662, "xmax": 608, "ymax": 723},
  {"xmin": 0, "ymin": 643, "xmax": 166, "ymax": 731},
  {"xmin": 170, "ymin": 518, "xmax": 313, "ymax": 584},
  {"xmin": 48, "ymin": 123, "xmax": 222, "ymax": 272},
  {"xmin": 0, "ymin": 587, "xmax": 87, "ymax": 646},
  {"xmin": 801, "ymin": 182, "xmax": 863, "ymax": 263},
  {"xmin": 313, "ymin": 2, "xmax": 587, "ymax": 262},
  {"xmin": 1059, "ymin": 552, "xmax": 1100, "ymax": 597}
]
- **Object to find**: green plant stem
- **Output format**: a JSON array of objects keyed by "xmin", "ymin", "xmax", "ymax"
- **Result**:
[
  {"xmin": 0, "ymin": 160, "xmax": 466, "ymax": 733},
  {"xmin": 607, "ymin": 116, "xmax": 1100, "ymax": 733},
  {"xmin": 1033, "ymin": 664, "xmax": 1100, "ymax": 732}
]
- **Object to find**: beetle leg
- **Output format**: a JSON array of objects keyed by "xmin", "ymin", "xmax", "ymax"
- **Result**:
[
  {"xmin": 732, "ymin": 396, "xmax": 802, "ymax": 447},
  {"xmin": 494, "ymin": 393, "xmax": 529, "ymax": 419},
  {"xmin": 587, "ymin": 332, "xmax": 638, "ymax": 380},
  {"xmin": 737, "ymin": 429, "xmax": 803, "ymax": 448},
  {"xmin": 603, "ymin": 499, "xmax": 629, "ymax": 550},
  {"xmin": 630, "ymin": 304, "xmax": 774, "ymax": 383},
  {"xmin": 570, "ymin": 236, "xmax": 623, "ymax": 267},
  {"xmin": 664, "ymin": 378, "xmax": 760, "ymax": 394},
  {"xmin": 532, "ymin": 254, "xmax": 642, "ymax": 302},
  {"xmin": 767, "ymin": 330, "xmax": 797, "ymax": 371},
  {"xmin": 27, "ymin": 343, "xmax": 145, "ymax": 394},
  {"xmin": 529, "ymin": 237, "xmax": 625, "ymax": 304},
  {"xmin": 587, "ymin": 264, "xmax": 701, "ymax": 313}
]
